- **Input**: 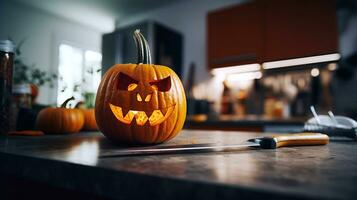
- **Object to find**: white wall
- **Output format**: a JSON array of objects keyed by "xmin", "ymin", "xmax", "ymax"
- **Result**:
[
  {"xmin": 333, "ymin": 9, "xmax": 357, "ymax": 116},
  {"xmin": 117, "ymin": 0, "xmax": 245, "ymax": 85},
  {"xmin": 0, "ymin": 0, "xmax": 104, "ymax": 105},
  {"xmin": 340, "ymin": 16, "xmax": 357, "ymax": 58}
]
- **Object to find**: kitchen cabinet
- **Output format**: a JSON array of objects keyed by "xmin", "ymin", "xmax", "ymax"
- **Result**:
[
  {"xmin": 207, "ymin": 2, "xmax": 264, "ymax": 68},
  {"xmin": 264, "ymin": 0, "xmax": 338, "ymax": 61},
  {"xmin": 207, "ymin": 0, "xmax": 338, "ymax": 68},
  {"xmin": 102, "ymin": 21, "xmax": 183, "ymax": 77}
]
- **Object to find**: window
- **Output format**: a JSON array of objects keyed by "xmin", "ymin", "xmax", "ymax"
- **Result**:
[{"xmin": 57, "ymin": 44, "xmax": 102, "ymax": 106}]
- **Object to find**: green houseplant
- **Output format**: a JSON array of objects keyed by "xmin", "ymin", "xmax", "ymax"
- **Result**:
[{"xmin": 12, "ymin": 40, "xmax": 57, "ymax": 102}]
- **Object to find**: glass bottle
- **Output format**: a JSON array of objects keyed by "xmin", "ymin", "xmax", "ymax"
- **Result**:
[{"xmin": 0, "ymin": 40, "xmax": 15, "ymax": 134}]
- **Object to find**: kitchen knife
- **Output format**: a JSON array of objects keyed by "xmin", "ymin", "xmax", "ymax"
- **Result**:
[{"xmin": 99, "ymin": 133, "xmax": 329, "ymax": 158}]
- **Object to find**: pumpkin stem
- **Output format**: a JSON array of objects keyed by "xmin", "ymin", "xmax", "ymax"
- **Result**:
[
  {"xmin": 133, "ymin": 29, "xmax": 152, "ymax": 65},
  {"xmin": 75, "ymin": 101, "xmax": 86, "ymax": 109},
  {"xmin": 61, "ymin": 96, "xmax": 75, "ymax": 108}
]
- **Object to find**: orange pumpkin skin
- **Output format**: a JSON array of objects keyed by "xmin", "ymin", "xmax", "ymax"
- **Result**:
[
  {"xmin": 75, "ymin": 102, "xmax": 98, "ymax": 131},
  {"xmin": 36, "ymin": 98, "xmax": 84, "ymax": 134},
  {"xmin": 81, "ymin": 109, "xmax": 98, "ymax": 131},
  {"xmin": 95, "ymin": 64, "xmax": 186, "ymax": 145}
]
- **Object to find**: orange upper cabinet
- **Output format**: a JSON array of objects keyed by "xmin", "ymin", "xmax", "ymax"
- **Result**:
[
  {"xmin": 264, "ymin": 0, "xmax": 338, "ymax": 62},
  {"xmin": 207, "ymin": 2, "xmax": 264, "ymax": 68},
  {"xmin": 207, "ymin": 0, "xmax": 338, "ymax": 69}
]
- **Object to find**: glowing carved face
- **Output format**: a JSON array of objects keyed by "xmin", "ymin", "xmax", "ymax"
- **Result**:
[{"xmin": 109, "ymin": 72, "xmax": 175, "ymax": 126}]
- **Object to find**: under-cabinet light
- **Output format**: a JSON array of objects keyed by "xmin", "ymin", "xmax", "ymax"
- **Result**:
[
  {"xmin": 211, "ymin": 63, "xmax": 261, "ymax": 75},
  {"xmin": 226, "ymin": 71, "xmax": 262, "ymax": 82},
  {"xmin": 262, "ymin": 53, "xmax": 340, "ymax": 69}
]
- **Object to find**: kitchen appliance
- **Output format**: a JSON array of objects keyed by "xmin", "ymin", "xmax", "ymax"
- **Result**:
[{"xmin": 304, "ymin": 106, "xmax": 357, "ymax": 139}]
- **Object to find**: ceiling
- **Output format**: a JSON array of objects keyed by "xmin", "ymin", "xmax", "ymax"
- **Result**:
[{"xmin": 13, "ymin": 0, "xmax": 185, "ymax": 32}]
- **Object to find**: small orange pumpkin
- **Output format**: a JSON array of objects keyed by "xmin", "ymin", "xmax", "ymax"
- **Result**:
[
  {"xmin": 75, "ymin": 102, "xmax": 98, "ymax": 131},
  {"xmin": 36, "ymin": 97, "xmax": 84, "ymax": 134},
  {"xmin": 95, "ymin": 30, "xmax": 186, "ymax": 145}
]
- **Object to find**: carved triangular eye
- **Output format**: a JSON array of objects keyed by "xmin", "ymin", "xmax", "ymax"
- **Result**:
[
  {"xmin": 117, "ymin": 72, "xmax": 138, "ymax": 90},
  {"xmin": 149, "ymin": 76, "xmax": 171, "ymax": 92}
]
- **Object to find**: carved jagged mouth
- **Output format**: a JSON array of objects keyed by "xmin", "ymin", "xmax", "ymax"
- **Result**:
[{"xmin": 109, "ymin": 103, "xmax": 175, "ymax": 126}]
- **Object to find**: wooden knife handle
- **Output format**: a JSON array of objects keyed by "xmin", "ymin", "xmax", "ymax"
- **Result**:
[{"xmin": 259, "ymin": 133, "xmax": 329, "ymax": 149}]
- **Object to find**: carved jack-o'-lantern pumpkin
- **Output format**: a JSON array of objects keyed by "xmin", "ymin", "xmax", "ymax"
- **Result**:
[{"xmin": 95, "ymin": 30, "xmax": 186, "ymax": 145}]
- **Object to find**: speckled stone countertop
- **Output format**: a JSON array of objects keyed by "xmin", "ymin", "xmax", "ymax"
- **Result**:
[{"xmin": 0, "ymin": 130, "xmax": 356, "ymax": 200}]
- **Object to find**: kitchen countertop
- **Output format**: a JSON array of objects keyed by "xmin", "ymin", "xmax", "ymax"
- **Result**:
[{"xmin": 0, "ymin": 130, "xmax": 356, "ymax": 200}]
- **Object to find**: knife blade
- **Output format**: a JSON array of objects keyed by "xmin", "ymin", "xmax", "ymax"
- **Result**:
[{"xmin": 99, "ymin": 133, "xmax": 329, "ymax": 158}]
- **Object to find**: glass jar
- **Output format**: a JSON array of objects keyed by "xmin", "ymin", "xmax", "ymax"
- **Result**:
[
  {"xmin": 12, "ymin": 84, "xmax": 32, "ymax": 109},
  {"xmin": 11, "ymin": 84, "xmax": 32, "ymax": 130},
  {"xmin": 0, "ymin": 40, "xmax": 15, "ymax": 134}
]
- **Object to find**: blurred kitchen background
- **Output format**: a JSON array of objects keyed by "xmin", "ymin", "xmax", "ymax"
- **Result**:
[{"xmin": 1, "ymin": 0, "xmax": 357, "ymax": 132}]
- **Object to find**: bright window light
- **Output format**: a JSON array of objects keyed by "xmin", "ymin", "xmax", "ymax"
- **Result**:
[
  {"xmin": 83, "ymin": 50, "xmax": 102, "ymax": 93},
  {"xmin": 262, "ymin": 53, "xmax": 340, "ymax": 69},
  {"xmin": 211, "ymin": 63, "xmax": 261, "ymax": 75},
  {"xmin": 57, "ymin": 44, "xmax": 102, "ymax": 106},
  {"xmin": 58, "ymin": 44, "xmax": 84, "ymax": 106}
]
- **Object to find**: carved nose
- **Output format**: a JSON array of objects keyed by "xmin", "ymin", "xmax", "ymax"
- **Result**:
[
  {"xmin": 144, "ymin": 94, "xmax": 152, "ymax": 102},
  {"xmin": 137, "ymin": 93, "xmax": 152, "ymax": 102},
  {"xmin": 137, "ymin": 93, "xmax": 143, "ymax": 102}
]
